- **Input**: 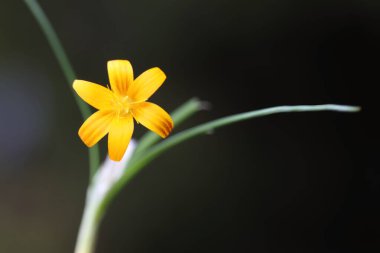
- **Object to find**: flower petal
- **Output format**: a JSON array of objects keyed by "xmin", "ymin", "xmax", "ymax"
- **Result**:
[
  {"xmin": 108, "ymin": 115, "xmax": 134, "ymax": 161},
  {"xmin": 79, "ymin": 110, "xmax": 116, "ymax": 147},
  {"xmin": 108, "ymin": 60, "xmax": 133, "ymax": 96},
  {"xmin": 73, "ymin": 80, "xmax": 114, "ymax": 110},
  {"xmin": 132, "ymin": 102, "xmax": 173, "ymax": 138},
  {"xmin": 127, "ymin": 67, "xmax": 166, "ymax": 101}
]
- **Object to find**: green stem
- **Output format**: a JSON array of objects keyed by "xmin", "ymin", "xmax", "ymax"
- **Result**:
[
  {"xmin": 99, "ymin": 104, "xmax": 359, "ymax": 215},
  {"xmin": 24, "ymin": 0, "xmax": 100, "ymax": 177}
]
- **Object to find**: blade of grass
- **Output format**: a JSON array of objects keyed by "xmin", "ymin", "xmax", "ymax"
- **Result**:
[
  {"xmin": 98, "ymin": 104, "xmax": 360, "ymax": 216},
  {"xmin": 24, "ymin": 0, "xmax": 100, "ymax": 178}
]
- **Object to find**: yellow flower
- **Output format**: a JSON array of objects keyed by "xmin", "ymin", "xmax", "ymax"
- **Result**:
[{"xmin": 73, "ymin": 60, "xmax": 174, "ymax": 161}]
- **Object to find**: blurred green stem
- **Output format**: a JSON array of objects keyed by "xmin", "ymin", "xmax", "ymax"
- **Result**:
[{"xmin": 24, "ymin": 0, "xmax": 100, "ymax": 178}]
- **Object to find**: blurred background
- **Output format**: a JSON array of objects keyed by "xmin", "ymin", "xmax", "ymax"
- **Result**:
[{"xmin": 0, "ymin": 0, "xmax": 378, "ymax": 252}]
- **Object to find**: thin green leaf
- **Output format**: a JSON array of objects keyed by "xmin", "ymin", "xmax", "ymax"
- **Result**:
[
  {"xmin": 98, "ymin": 104, "xmax": 360, "ymax": 216},
  {"xmin": 24, "ymin": 0, "xmax": 100, "ymax": 177}
]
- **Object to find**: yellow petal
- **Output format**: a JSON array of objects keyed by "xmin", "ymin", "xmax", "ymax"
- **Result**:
[
  {"xmin": 73, "ymin": 80, "xmax": 114, "ymax": 110},
  {"xmin": 108, "ymin": 115, "xmax": 134, "ymax": 161},
  {"xmin": 132, "ymin": 102, "xmax": 173, "ymax": 138},
  {"xmin": 107, "ymin": 60, "xmax": 133, "ymax": 96},
  {"xmin": 79, "ymin": 110, "xmax": 116, "ymax": 147},
  {"xmin": 127, "ymin": 67, "xmax": 166, "ymax": 102}
]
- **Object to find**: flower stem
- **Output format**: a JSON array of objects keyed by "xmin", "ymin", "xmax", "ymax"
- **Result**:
[
  {"xmin": 75, "ymin": 141, "xmax": 137, "ymax": 253},
  {"xmin": 74, "ymin": 188, "xmax": 102, "ymax": 253},
  {"xmin": 23, "ymin": 0, "xmax": 100, "ymax": 178}
]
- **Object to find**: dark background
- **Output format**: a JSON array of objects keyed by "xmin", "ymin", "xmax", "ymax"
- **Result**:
[{"xmin": 0, "ymin": 0, "xmax": 378, "ymax": 252}]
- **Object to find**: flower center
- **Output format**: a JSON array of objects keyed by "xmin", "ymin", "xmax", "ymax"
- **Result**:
[{"xmin": 114, "ymin": 96, "xmax": 132, "ymax": 117}]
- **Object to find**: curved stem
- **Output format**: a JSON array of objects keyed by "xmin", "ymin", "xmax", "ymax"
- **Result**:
[
  {"xmin": 23, "ymin": 0, "xmax": 100, "ymax": 177},
  {"xmin": 98, "ymin": 104, "xmax": 359, "ymax": 218}
]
